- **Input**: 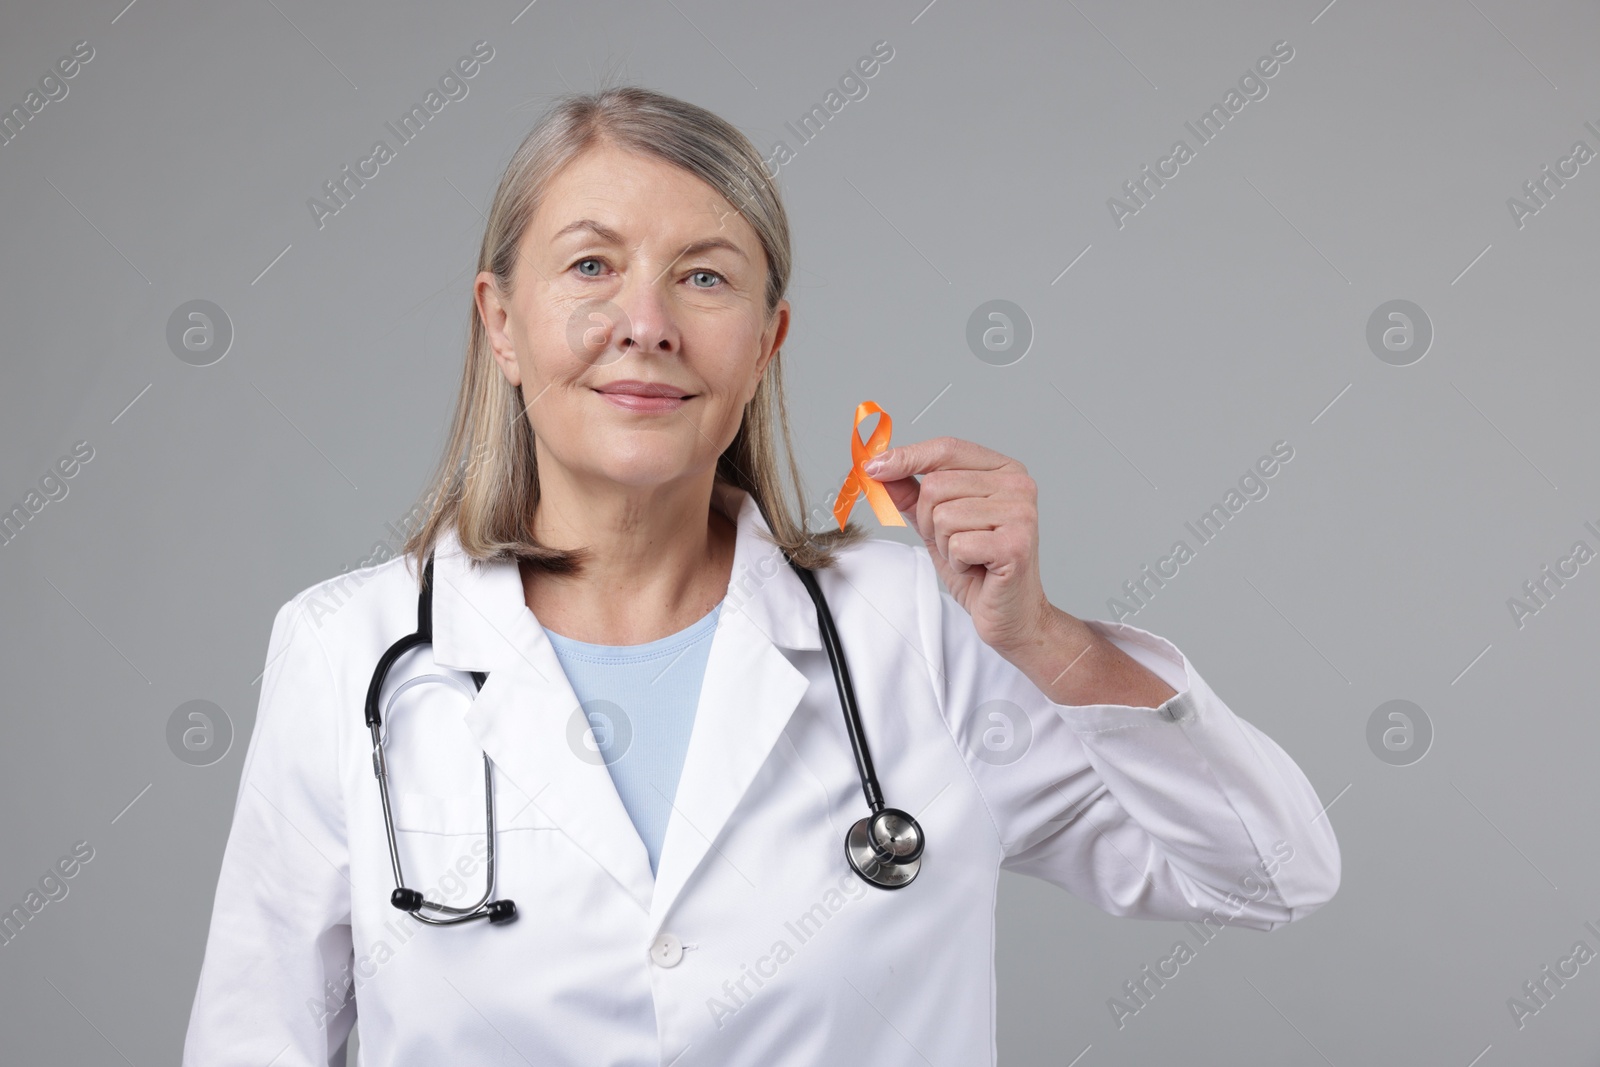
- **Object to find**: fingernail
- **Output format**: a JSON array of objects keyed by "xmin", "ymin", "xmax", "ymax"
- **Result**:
[{"xmin": 864, "ymin": 457, "xmax": 886, "ymax": 475}]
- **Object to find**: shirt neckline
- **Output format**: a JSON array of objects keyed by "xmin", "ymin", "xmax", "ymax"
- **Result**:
[{"xmin": 541, "ymin": 598, "xmax": 725, "ymax": 663}]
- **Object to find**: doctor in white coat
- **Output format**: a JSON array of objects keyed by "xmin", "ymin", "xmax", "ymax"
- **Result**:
[{"xmin": 184, "ymin": 85, "xmax": 1340, "ymax": 1066}]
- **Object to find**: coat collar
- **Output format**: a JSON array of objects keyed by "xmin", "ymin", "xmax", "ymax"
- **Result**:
[
  {"xmin": 429, "ymin": 480, "xmax": 821, "ymax": 671},
  {"xmin": 422, "ymin": 481, "xmax": 824, "ymax": 926}
]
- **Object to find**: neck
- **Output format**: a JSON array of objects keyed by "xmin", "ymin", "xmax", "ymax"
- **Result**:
[{"xmin": 521, "ymin": 466, "xmax": 736, "ymax": 645}]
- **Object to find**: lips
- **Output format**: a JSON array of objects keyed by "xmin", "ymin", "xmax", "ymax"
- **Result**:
[
  {"xmin": 594, "ymin": 380, "xmax": 694, "ymax": 414},
  {"xmin": 595, "ymin": 380, "xmax": 693, "ymax": 399}
]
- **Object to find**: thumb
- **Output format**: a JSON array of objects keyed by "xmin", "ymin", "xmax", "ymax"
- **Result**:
[{"xmin": 860, "ymin": 446, "xmax": 925, "ymax": 534}]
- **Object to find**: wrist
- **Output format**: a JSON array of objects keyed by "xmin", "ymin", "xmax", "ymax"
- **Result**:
[
  {"xmin": 995, "ymin": 602, "xmax": 1096, "ymax": 695},
  {"xmin": 1002, "ymin": 606, "xmax": 1177, "ymax": 709}
]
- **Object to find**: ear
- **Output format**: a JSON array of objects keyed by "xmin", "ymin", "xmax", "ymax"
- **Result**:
[
  {"xmin": 750, "ymin": 298, "xmax": 790, "ymax": 398},
  {"xmin": 476, "ymin": 270, "xmax": 521, "ymax": 387}
]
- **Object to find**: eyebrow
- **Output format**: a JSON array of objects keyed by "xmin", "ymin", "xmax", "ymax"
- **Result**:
[{"xmin": 550, "ymin": 218, "xmax": 749, "ymax": 262}]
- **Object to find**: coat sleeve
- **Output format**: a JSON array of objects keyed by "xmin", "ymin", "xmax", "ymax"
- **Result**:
[
  {"xmin": 183, "ymin": 592, "xmax": 357, "ymax": 1065},
  {"xmin": 912, "ymin": 546, "xmax": 1340, "ymax": 930}
]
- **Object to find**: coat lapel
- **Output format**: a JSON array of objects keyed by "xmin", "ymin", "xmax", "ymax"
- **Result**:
[
  {"xmin": 646, "ymin": 600, "xmax": 813, "ymax": 927},
  {"xmin": 426, "ymin": 482, "xmax": 823, "ymax": 928},
  {"xmin": 428, "ymin": 528, "xmax": 658, "ymax": 915}
]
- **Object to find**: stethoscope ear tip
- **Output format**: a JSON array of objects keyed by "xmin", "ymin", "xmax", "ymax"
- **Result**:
[
  {"xmin": 487, "ymin": 899, "xmax": 518, "ymax": 924},
  {"xmin": 391, "ymin": 887, "xmax": 424, "ymax": 912}
]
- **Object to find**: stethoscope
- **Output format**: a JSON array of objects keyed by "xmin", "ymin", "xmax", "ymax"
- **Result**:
[{"xmin": 365, "ymin": 550, "xmax": 926, "ymax": 927}]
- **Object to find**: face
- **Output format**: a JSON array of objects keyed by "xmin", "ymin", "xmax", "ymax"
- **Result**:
[{"xmin": 476, "ymin": 140, "xmax": 789, "ymax": 494}]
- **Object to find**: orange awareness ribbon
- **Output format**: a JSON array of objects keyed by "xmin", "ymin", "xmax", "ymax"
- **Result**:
[{"xmin": 833, "ymin": 400, "xmax": 906, "ymax": 530}]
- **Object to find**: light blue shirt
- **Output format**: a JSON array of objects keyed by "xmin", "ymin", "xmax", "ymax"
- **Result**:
[{"xmin": 542, "ymin": 599, "xmax": 723, "ymax": 877}]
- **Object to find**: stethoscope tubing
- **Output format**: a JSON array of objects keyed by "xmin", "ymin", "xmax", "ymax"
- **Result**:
[
  {"xmin": 365, "ymin": 567, "xmax": 509, "ymax": 925},
  {"xmin": 785, "ymin": 558, "xmax": 887, "ymax": 816}
]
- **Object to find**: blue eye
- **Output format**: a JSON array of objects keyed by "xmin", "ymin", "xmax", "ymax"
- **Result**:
[
  {"xmin": 576, "ymin": 258, "xmax": 604, "ymax": 277},
  {"xmin": 689, "ymin": 270, "xmax": 723, "ymax": 289}
]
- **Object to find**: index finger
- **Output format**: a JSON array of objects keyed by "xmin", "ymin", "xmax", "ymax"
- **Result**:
[{"xmin": 865, "ymin": 435, "xmax": 1010, "ymax": 480}]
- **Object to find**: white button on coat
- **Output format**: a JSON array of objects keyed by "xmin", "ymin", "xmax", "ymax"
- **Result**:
[
  {"xmin": 650, "ymin": 933, "xmax": 684, "ymax": 968},
  {"xmin": 182, "ymin": 481, "xmax": 1341, "ymax": 1066}
]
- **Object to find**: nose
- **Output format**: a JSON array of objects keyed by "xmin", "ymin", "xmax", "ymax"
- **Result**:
[{"xmin": 607, "ymin": 270, "xmax": 681, "ymax": 361}]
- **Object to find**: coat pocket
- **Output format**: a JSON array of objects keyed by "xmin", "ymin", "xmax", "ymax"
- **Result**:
[{"xmin": 394, "ymin": 784, "xmax": 558, "ymax": 835}]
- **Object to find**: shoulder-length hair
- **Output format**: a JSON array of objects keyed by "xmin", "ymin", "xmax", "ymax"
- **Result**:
[{"xmin": 401, "ymin": 85, "xmax": 868, "ymax": 580}]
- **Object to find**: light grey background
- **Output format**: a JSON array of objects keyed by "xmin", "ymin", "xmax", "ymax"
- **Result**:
[{"xmin": 2, "ymin": 0, "xmax": 1597, "ymax": 1063}]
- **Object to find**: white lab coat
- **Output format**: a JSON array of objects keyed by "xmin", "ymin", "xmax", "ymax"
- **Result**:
[{"xmin": 183, "ymin": 481, "xmax": 1340, "ymax": 1066}]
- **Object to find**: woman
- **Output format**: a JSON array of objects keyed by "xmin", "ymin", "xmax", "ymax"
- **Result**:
[{"xmin": 184, "ymin": 86, "xmax": 1339, "ymax": 1066}]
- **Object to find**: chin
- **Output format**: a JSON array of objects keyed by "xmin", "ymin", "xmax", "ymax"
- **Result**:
[{"xmin": 592, "ymin": 456, "xmax": 695, "ymax": 488}]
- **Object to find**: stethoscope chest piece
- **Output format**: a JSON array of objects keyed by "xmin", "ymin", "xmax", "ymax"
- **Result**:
[{"xmin": 845, "ymin": 807, "xmax": 924, "ymax": 890}]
